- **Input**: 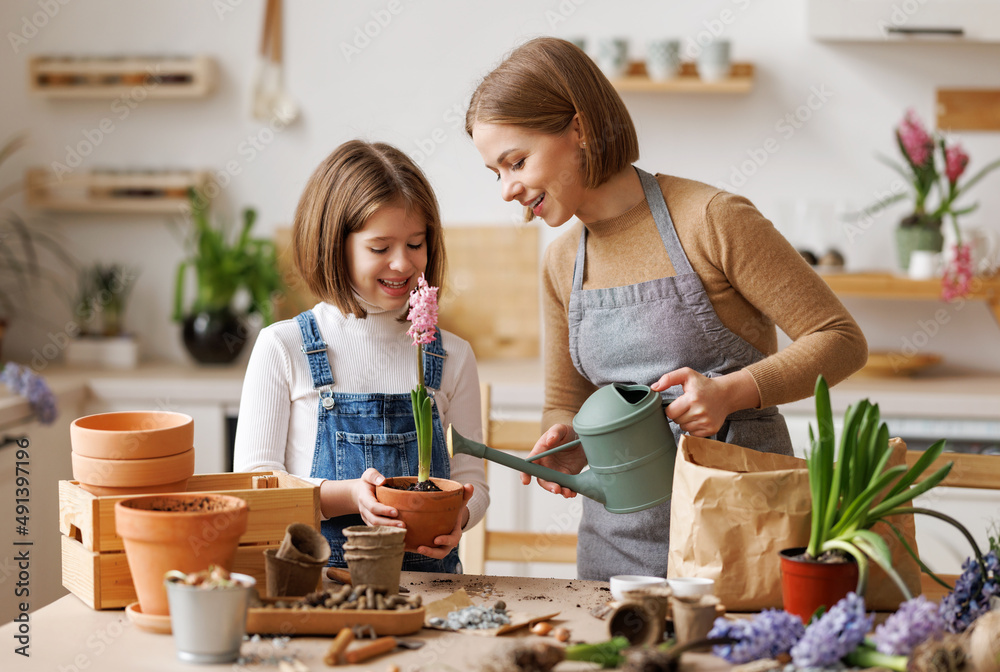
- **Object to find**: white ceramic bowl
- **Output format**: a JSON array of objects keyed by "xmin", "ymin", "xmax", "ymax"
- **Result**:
[
  {"xmin": 609, "ymin": 575, "xmax": 667, "ymax": 601},
  {"xmin": 667, "ymin": 577, "xmax": 715, "ymax": 598}
]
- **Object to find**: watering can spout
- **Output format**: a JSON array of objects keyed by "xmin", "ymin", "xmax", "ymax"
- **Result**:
[{"xmin": 446, "ymin": 425, "xmax": 606, "ymax": 504}]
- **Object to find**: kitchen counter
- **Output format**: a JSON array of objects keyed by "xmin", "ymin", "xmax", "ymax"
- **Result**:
[{"xmin": 0, "ymin": 571, "xmax": 730, "ymax": 671}]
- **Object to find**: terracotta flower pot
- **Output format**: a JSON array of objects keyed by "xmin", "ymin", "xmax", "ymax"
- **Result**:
[
  {"xmin": 71, "ymin": 411, "xmax": 194, "ymax": 460},
  {"xmin": 115, "ymin": 494, "xmax": 249, "ymax": 616},
  {"xmin": 374, "ymin": 477, "xmax": 463, "ymax": 549},
  {"xmin": 72, "ymin": 447, "xmax": 195, "ymax": 495},
  {"xmin": 779, "ymin": 547, "xmax": 859, "ymax": 623}
]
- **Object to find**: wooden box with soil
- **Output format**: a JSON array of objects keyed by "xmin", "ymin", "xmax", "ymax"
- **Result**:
[{"xmin": 59, "ymin": 471, "xmax": 320, "ymax": 609}]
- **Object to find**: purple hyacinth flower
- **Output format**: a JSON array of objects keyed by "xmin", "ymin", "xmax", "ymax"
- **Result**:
[
  {"xmin": 790, "ymin": 592, "xmax": 873, "ymax": 669},
  {"xmin": 709, "ymin": 609, "xmax": 805, "ymax": 664},
  {"xmin": 872, "ymin": 595, "xmax": 945, "ymax": 655}
]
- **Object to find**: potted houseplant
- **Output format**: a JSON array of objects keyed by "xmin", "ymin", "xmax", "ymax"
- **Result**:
[
  {"xmin": 172, "ymin": 189, "xmax": 283, "ymax": 364},
  {"xmin": 780, "ymin": 375, "xmax": 985, "ymax": 622},
  {"xmin": 858, "ymin": 109, "xmax": 1000, "ymax": 293},
  {"xmin": 65, "ymin": 263, "xmax": 140, "ymax": 368},
  {"xmin": 374, "ymin": 274, "xmax": 464, "ymax": 549}
]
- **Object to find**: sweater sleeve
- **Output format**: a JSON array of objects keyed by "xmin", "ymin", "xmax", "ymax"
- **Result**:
[
  {"xmin": 233, "ymin": 326, "xmax": 302, "ymax": 476},
  {"xmin": 541, "ymin": 233, "xmax": 598, "ymax": 432},
  {"xmin": 441, "ymin": 338, "xmax": 490, "ymax": 531},
  {"xmin": 703, "ymin": 192, "xmax": 868, "ymax": 407}
]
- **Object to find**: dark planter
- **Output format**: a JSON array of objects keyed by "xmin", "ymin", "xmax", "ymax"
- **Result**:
[
  {"xmin": 181, "ymin": 309, "xmax": 247, "ymax": 365},
  {"xmin": 779, "ymin": 547, "xmax": 859, "ymax": 623}
]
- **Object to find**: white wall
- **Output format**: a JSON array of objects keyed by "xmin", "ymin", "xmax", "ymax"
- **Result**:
[{"xmin": 3, "ymin": 0, "xmax": 1000, "ymax": 367}]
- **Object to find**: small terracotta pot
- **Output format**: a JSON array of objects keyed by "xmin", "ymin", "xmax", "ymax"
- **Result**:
[
  {"xmin": 374, "ymin": 477, "xmax": 464, "ymax": 549},
  {"xmin": 780, "ymin": 547, "xmax": 859, "ymax": 623},
  {"xmin": 79, "ymin": 478, "xmax": 190, "ymax": 497},
  {"xmin": 115, "ymin": 494, "xmax": 249, "ymax": 616},
  {"xmin": 72, "ymin": 447, "xmax": 195, "ymax": 490},
  {"xmin": 343, "ymin": 525, "xmax": 406, "ymax": 595},
  {"xmin": 71, "ymin": 411, "xmax": 194, "ymax": 460}
]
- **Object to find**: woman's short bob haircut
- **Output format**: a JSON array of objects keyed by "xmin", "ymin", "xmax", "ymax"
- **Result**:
[
  {"xmin": 292, "ymin": 140, "xmax": 446, "ymax": 318},
  {"xmin": 466, "ymin": 36, "xmax": 639, "ymax": 191}
]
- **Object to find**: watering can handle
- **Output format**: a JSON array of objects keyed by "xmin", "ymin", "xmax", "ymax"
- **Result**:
[{"xmin": 524, "ymin": 439, "xmax": 582, "ymax": 463}]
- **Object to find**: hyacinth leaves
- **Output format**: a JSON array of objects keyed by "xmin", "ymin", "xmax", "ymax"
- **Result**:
[
  {"xmin": 406, "ymin": 274, "xmax": 439, "ymax": 484},
  {"xmin": 411, "ymin": 383, "xmax": 433, "ymax": 483},
  {"xmin": 805, "ymin": 375, "xmax": 957, "ymax": 597}
]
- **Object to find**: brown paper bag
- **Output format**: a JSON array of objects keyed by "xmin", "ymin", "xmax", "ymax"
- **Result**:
[{"xmin": 667, "ymin": 435, "xmax": 921, "ymax": 611}]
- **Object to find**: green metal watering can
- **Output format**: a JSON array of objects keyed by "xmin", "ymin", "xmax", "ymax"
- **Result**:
[{"xmin": 447, "ymin": 383, "xmax": 677, "ymax": 513}]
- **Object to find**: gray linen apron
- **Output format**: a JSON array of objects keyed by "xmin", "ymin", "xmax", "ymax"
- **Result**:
[{"xmin": 570, "ymin": 167, "xmax": 793, "ymax": 581}]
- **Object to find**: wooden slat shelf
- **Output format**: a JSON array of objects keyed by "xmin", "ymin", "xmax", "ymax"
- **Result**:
[
  {"xmin": 26, "ymin": 168, "xmax": 210, "ymax": 214},
  {"xmin": 822, "ymin": 271, "xmax": 1000, "ymax": 327},
  {"xmin": 612, "ymin": 61, "xmax": 754, "ymax": 94},
  {"xmin": 28, "ymin": 55, "xmax": 216, "ymax": 99}
]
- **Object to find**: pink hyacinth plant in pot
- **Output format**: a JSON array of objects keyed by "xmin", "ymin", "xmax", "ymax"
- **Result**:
[{"xmin": 375, "ymin": 274, "xmax": 463, "ymax": 549}]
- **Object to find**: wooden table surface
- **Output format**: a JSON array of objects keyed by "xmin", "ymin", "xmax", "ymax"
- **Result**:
[{"xmin": 1, "ymin": 571, "xmax": 731, "ymax": 671}]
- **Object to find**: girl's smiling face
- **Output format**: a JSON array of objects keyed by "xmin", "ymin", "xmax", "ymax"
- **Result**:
[
  {"xmin": 471, "ymin": 120, "xmax": 585, "ymax": 227},
  {"xmin": 346, "ymin": 204, "xmax": 428, "ymax": 311}
]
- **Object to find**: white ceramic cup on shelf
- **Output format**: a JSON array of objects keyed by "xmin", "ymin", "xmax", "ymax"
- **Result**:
[
  {"xmin": 645, "ymin": 39, "xmax": 681, "ymax": 80},
  {"xmin": 697, "ymin": 39, "xmax": 731, "ymax": 82},
  {"xmin": 595, "ymin": 37, "xmax": 629, "ymax": 79},
  {"xmin": 908, "ymin": 250, "xmax": 942, "ymax": 280}
]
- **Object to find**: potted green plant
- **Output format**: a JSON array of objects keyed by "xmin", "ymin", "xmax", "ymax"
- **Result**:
[
  {"xmin": 66, "ymin": 263, "xmax": 140, "ymax": 368},
  {"xmin": 374, "ymin": 274, "xmax": 463, "ymax": 549},
  {"xmin": 780, "ymin": 375, "xmax": 985, "ymax": 622},
  {"xmin": 172, "ymin": 189, "xmax": 283, "ymax": 364}
]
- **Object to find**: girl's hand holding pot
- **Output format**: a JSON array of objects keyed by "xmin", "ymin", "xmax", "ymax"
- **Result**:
[
  {"xmin": 520, "ymin": 424, "xmax": 588, "ymax": 498},
  {"xmin": 413, "ymin": 483, "xmax": 475, "ymax": 559},
  {"xmin": 651, "ymin": 367, "xmax": 761, "ymax": 437},
  {"xmin": 352, "ymin": 468, "xmax": 402, "ymax": 527}
]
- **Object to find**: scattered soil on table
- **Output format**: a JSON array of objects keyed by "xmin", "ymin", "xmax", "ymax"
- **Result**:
[{"xmin": 522, "ymin": 595, "xmax": 552, "ymax": 601}]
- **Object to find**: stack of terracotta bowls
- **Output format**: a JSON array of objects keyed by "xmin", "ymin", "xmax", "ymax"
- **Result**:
[{"xmin": 70, "ymin": 411, "xmax": 195, "ymax": 496}]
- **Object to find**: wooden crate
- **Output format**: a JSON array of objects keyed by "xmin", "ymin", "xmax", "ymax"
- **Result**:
[{"xmin": 59, "ymin": 471, "xmax": 320, "ymax": 609}]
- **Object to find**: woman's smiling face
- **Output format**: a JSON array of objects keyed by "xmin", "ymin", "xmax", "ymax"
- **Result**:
[
  {"xmin": 471, "ymin": 121, "xmax": 584, "ymax": 227},
  {"xmin": 346, "ymin": 204, "xmax": 428, "ymax": 311}
]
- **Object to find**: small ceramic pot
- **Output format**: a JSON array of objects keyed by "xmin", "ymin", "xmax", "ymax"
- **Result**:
[
  {"xmin": 165, "ymin": 573, "xmax": 255, "ymax": 663},
  {"xmin": 72, "ymin": 448, "xmax": 194, "ymax": 491},
  {"xmin": 115, "ymin": 494, "xmax": 249, "ymax": 616},
  {"xmin": 374, "ymin": 477, "xmax": 463, "ymax": 549},
  {"xmin": 779, "ymin": 547, "xmax": 859, "ymax": 623},
  {"xmin": 71, "ymin": 410, "xmax": 193, "ymax": 459}
]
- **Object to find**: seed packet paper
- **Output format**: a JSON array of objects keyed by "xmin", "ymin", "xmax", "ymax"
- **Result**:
[
  {"xmin": 423, "ymin": 588, "xmax": 560, "ymax": 636},
  {"xmin": 667, "ymin": 435, "xmax": 921, "ymax": 612}
]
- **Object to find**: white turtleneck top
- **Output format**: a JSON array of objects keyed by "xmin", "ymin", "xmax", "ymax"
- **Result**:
[{"xmin": 233, "ymin": 299, "xmax": 488, "ymax": 531}]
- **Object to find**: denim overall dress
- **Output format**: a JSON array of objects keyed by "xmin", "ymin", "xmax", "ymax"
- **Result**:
[
  {"xmin": 569, "ymin": 168, "xmax": 793, "ymax": 581},
  {"xmin": 295, "ymin": 310, "xmax": 460, "ymax": 573}
]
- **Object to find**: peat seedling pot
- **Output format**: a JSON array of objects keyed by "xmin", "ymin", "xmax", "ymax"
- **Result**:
[
  {"xmin": 779, "ymin": 547, "xmax": 859, "ymax": 623},
  {"xmin": 342, "ymin": 525, "xmax": 406, "ymax": 595}
]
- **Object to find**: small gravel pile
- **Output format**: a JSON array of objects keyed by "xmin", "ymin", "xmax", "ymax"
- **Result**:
[{"xmin": 429, "ymin": 601, "xmax": 510, "ymax": 630}]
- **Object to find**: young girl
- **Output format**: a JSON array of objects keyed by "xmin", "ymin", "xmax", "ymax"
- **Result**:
[
  {"xmin": 465, "ymin": 37, "xmax": 868, "ymax": 581},
  {"xmin": 234, "ymin": 140, "xmax": 488, "ymax": 573}
]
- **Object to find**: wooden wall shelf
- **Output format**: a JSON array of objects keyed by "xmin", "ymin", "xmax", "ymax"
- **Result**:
[
  {"xmin": 26, "ymin": 168, "xmax": 210, "ymax": 214},
  {"xmin": 822, "ymin": 271, "xmax": 1000, "ymax": 327},
  {"xmin": 612, "ymin": 61, "xmax": 754, "ymax": 94},
  {"xmin": 28, "ymin": 56, "xmax": 216, "ymax": 99}
]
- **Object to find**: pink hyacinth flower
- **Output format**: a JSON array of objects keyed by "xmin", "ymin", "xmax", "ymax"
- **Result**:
[
  {"xmin": 406, "ymin": 273, "xmax": 439, "ymax": 346},
  {"xmin": 945, "ymin": 144, "xmax": 970, "ymax": 185},
  {"xmin": 941, "ymin": 243, "xmax": 973, "ymax": 301},
  {"xmin": 898, "ymin": 109, "xmax": 933, "ymax": 168}
]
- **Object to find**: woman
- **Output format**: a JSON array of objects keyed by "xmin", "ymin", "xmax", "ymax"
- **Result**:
[{"xmin": 465, "ymin": 37, "xmax": 867, "ymax": 580}]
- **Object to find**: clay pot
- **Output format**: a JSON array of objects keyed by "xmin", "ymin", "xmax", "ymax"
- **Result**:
[
  {"xmin": 79, "ymin": 478, "xmax": 191, "ymax": 498},
  {"xmin": 374, "ymin": 477, "xmax": 463, "ymax": 549},
  {"xmin": 343, "ymin": 525, "xmax": 406, "ymax": 595},
  {"xmin": 115, "ymin": 494, "xmax": 249, "ymax": 616},
  {"xmin": 779, "ymin": 547, "xmax": 859, "ymax": 623},
  {"xmin": 72, "ymin": 447, "xmax": 195, "ymax": 495},
  {"xmin": 263, "ymin": 549, "xmax": 324, "ymax": 598},
  {"xmin": 71, "ymin": 411, "xmax": 194, "ymax": 460}
]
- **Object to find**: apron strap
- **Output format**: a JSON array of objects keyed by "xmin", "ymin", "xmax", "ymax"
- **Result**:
[
  {"xmin": 294, "ymin": 311, "xmax": 336, "ymax": 409},
  {"xmin": 635, "ymin": 167, "xmax": 694, "ymax": 275},
  {"xmin": 422, "ymin": 328, "xmax": 447, "ymax": 391}
]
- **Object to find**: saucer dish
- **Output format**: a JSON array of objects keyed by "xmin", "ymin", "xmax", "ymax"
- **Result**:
[{"xmin": 125, "ymin": 601, "xmax": 172, "ymax": 634}]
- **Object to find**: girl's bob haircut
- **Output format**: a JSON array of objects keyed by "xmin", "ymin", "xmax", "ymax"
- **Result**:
[
  {"xmin": 465, "ymin": 36, "xmax": 639, "ymax": 193},
  {"xmin": 291, "ymin": 140, "xmax": 446, "ymax": 318}
]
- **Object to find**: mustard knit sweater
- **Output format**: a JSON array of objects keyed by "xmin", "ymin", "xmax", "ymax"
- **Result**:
[{"xmin": 541, "ymin": 173, "xmax": 868, "ymax": 430}]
